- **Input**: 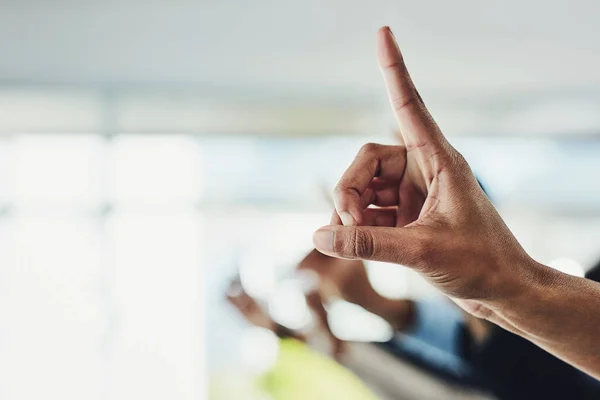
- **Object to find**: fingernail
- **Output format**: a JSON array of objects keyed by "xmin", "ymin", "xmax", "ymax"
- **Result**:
[
  {"xmin": 339, "ymin": 212, "xmax": 356, "ymax": 227},
  {"xmin": 313, "ymin": 228, "xmax": 334, "ymax": 252}
]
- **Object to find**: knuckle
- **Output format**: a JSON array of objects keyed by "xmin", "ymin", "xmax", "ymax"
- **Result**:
[
  {"xmin": 332, "ymin": 231, "xmax": 345, "ymax": 254},
  {"xmin": 333, "ymin": 184, "xmax": 344, "ymax": 197},
  {"xmin": 382, "ymin": 59, "xmax": 403, "ymax": 70},
  {"xmin": 394, "ymin": 144, "xmax": 407, "ymax": 154},
  {"xmin": 390, "ymin": 95, "xmax": 418, "ymax": 114},
  {"xmin": 332, "ymin": 228, "xmax": 374, "ymax": 259},
  {"xmin": 352, "ymin": 228, "xmax": 374, "ymax": 259},
  {"xmin": 359, "ymin": 142, "xmax": 380, "ymax": 157},
  {"xmin": 333, "ymin": 183, "xmax": 358, "ymax": 202}
]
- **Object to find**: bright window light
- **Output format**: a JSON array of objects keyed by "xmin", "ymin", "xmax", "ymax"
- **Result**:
[
  {"xmin": 0, "ymin": 217, "xmax": 105, "ymax": 400},
  {"xmin": 110, "ymin": 135, "xmax": 202, "ymax": 207},
  {"xmin": 13, "ymin": 135, "xmax": 105, "ymax": 210},
  {"xmin": 105, "ymin": 211, "xmax": 202, "ymax": 400},
  {"xmin": 0, "ymin": 141, "xmax": 12, "ymax": 204}
]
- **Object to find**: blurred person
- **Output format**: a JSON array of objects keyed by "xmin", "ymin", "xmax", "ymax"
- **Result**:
[
  {"xmin": 221, "ymin": 275, "xmax": 379, "ymax": 400},
  {"xmin": 312, "ymin": 26, "xmax": 600, "ymax": 382},
  {"xmin": 228, "ymin": 248, "xmax": 600, "ymax": 399}
]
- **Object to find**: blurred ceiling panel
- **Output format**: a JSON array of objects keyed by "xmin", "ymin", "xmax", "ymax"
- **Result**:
[{"xmin": 1, "ymin": 0, "xmax": 600, "ymax": 98}]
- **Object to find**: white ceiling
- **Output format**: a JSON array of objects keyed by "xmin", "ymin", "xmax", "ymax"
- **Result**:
[
  {"xmin": 0, "ymin": 0, "xmax": 600, "ymax": 139},
  {"xmin": 2, "ymin": 0, "xmax": 600, "ymax": 99}
]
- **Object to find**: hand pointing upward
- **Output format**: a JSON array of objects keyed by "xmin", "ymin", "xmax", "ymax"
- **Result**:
[
  {"xmin": 313, "ymin": 25, "xmax": 600, "ymax": 382},
  {"xmin": 313, "ymin": 26, "xmax": 534, "ymax": 311}
]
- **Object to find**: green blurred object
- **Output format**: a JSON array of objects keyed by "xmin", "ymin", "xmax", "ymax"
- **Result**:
[{"xmin": 210, "ymin": 338, "xmax": 377, "ymax": 400}]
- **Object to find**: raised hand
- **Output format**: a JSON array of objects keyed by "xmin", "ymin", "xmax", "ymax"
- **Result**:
[
  {"xmin": 311, "ymin": 26, "xmax": 600, "ymax": 381},
  {"xmin": 297, "ymin": 249, "xmax": 415, "ymax": 358},
  {"xmin": 297, "ymin": 249, "xmax": 414, "ymax": 330},
  {"xmin": 313, "ymin": 27, "xmax": 537, "ymax": 316}
]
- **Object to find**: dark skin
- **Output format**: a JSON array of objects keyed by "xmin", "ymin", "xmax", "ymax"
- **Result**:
[{"xmin": 313, "ymin": 26, "xmax": 600, "ymax": 379}]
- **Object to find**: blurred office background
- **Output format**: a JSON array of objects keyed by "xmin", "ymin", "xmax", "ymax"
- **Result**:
[{"xmin": 2, "ymin": 1, "xmax": 600, "ymax": 399}]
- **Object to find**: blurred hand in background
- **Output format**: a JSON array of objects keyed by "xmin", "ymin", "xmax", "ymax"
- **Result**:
[{"xmin": 226, "ymin": 248, "xmax": 417, "ymax": 360}]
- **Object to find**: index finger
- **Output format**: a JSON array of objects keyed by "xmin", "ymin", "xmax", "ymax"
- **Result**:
[{"xmin": 377, "ymin": 27, "xmax": 445, "ymax": 151}]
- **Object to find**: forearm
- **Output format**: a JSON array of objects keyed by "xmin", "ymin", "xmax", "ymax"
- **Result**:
[{"xmin": 487, "ymin": 261, "xmax": 600, "ymax": 380}]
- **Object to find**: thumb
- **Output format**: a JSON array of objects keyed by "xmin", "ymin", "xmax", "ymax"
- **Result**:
[{"xmin": 312, "ymin": 225, "xmax": 428, "ymax": 266}]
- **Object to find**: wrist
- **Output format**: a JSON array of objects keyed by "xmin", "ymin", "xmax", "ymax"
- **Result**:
[
  {"xmin": 485, "ymin": 254, "xmax": 544, "ymax": 304},
  {"xmin": 488, "ymin": 257, "xmax": 568, "ymax": 322}
]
